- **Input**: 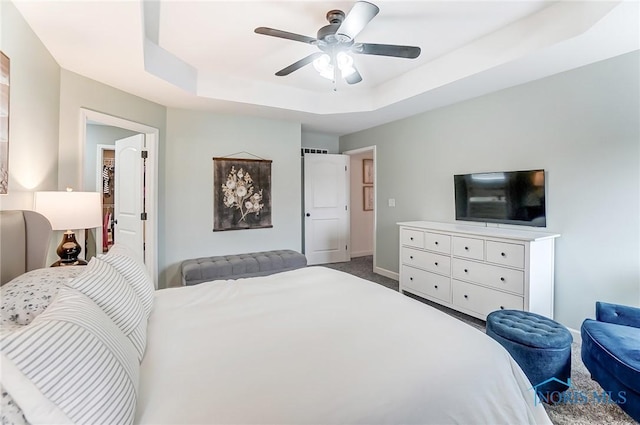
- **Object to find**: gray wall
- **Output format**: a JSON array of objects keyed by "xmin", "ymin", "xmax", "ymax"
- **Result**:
[
  {"xmin": 163, "ymin": 108, "xmax": 302, "ymax": 287},
  {"xmin": 0, "ymin": 1, "xmax": 60, "ymax": 210},
  {"xmin": 340, "ymin": 51, "xmax": 640, "ymax": 330},
  {"xmin": 302, "ymin": 131, "xmax": 339, "ymax": 154}
]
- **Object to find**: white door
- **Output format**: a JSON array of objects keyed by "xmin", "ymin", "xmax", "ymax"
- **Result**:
[
  {"xmin": 304, "ymin": 154, "xmax": 350, "ymax": 265},
  {"xmin": 114, "ymin": 134, "xmax": 145, "ymax": 261}
]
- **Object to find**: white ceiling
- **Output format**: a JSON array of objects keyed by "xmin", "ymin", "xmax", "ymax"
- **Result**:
[{"xmin": 12, "ymin": 0, "xmax": 640, "ymax": 136}]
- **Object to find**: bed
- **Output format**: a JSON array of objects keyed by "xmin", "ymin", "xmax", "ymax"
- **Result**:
[{"xmin": 0, "ymin": 211, "xmax": 552, "ymax": 425}]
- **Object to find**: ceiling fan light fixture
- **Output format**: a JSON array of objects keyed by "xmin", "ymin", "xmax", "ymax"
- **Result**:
[
  {"xmin": 256, "ymin": 2, "xmax": 420, "ymax": 86},
  {"xmin": 312, "ymin": 54, "xmax": 334, "ymax": 80},
  {"xmin": 336, "ymin": 52, "xmax": 356, "ymax": 77}
]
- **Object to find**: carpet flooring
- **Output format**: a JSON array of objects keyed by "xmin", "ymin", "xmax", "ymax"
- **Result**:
[{"xmin": 323, "ymin": 256, "xmax": 637, "ymax": 425}]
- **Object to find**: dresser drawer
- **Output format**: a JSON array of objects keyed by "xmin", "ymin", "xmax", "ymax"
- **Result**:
[
  {"xmin": 452, "ymin": 280, "xmax": 524, "ymax": 319},
  {"xmin": 452, "ymin": 236, "xmax": 484, "ymax": 260},
  {"xmin": 423, "ymin": 232, "xmax": 451, "ymax": 254},
  {"xmin": 452, "ymin": 258, "xmax": 524, "ymax": 295},
  {"xmin": 401, "ymin": 228, "xmax": 424, "ymax": 248},
  {"xmin": 486, "ymin": 241, "xmax": 525, "ymax": 268},
  {"xmin": 401, "ymin": 247, "xmax": 451, "ymax": 276},
  {"xmin": 402, "ymin": 265, "xmax": 451, "ymax": 303}
]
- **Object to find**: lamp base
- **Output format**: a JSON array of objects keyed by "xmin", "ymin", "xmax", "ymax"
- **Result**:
[
  {"xmin": 50, "ymin": 259, "xmax": 88, "ymax": 267},
  {"xmin": 51, "ymin": 230, "xmax": 87, "ymax": 267}
]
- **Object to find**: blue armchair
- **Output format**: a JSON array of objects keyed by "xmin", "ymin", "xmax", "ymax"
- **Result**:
[{"xmin": 581, "ymin": 302, "xmax": 640, "ymax": 422}]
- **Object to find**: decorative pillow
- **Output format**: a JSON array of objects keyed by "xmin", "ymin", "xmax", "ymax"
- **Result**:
[
  {"xmin": 0, "ymin": 286, "xmax": 139, "ymax": 425},
  {"xmin": 1, "ymin": 383, "xmax": 28, "ymax": 425},
  {"xmin": 105, "ymin": 243, "xmax": 142, "ymax": 263},
  {"xmin": 68, "ymin": 257, "xmax": 147, "ymax": 361},
  {"xmin": 0, "ymin": 266, "xmax": 85, "ymax": 327},
  {"xmin": 99, "ymin": 245, "xmax": 154, "ymax": 319}
]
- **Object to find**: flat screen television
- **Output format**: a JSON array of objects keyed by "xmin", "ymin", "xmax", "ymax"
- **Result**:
[{"xmin": 454, "ymin": 169, "xmax": 546, "ymax": 227}]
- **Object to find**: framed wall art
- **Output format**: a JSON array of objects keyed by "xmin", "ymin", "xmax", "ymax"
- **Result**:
[
  {"xmin": 0, "ymin": 52, "xmax": 9, "ymax": 194},
  {"xmin": 363, "ymin": 186, "xmax": 374, "ymax": 211},
  {"xmin": 213, "ymin": 157, "xmax": 273, "ymax": 231},
  {"xmin": 363, "ymin": 158, "xmax": 373, "ymax": 185}
]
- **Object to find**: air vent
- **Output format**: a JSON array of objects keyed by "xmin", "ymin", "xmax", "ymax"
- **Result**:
[{"xmin": 301, "ymin": 148, "xmax": 329, "ymax": 157}]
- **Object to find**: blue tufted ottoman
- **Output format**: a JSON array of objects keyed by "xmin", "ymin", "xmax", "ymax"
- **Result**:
[{"xmin": 486, "ymin": 310, "xmax": 573, "ymax": 396}]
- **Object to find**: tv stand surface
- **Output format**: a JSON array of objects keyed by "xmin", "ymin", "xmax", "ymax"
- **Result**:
[{"xmin": 397, "ymin": 221, "xmax": 560, "ymax": 320}]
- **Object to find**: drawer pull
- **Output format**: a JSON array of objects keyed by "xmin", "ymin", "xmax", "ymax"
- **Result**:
[
  {"xmin": 500, "ymin": 305, "xmax": 505, "ymax": 310},
  {"xmin": 464, "ymin": 294, "xmax": 468, "ymax": 299},
  {"xmin": 410, "ymin": 277, "xmax": 413, "ymax": 281},
  {"xmin": 435, "ymin": 241, "xmax": 439, "ymax": 245},
  {"xmin": 500, "ymin": 277, "xmax": 505, "ymax": 282},
  {"xmin": 410, "ymin": 237, "xmax": 414, "ymax": 241},
  {"xmin": 410, "ymin": 256, "xmax": 413, "ymax": 259},
  {"xmin": 464, "ymin": 269, "xmax": 468, "ymax": 273},
  {"xmin": 434, "ymin": 285, "xmax": 438, "ymax": 289},
  {"xmin": 434, "ymin": 262, "xmax": 438, "ymax": 266},
  {"xmin": 464, "ymin": 246, "xmax": 469, "ymax": 250},
  {"xmin": 501, "ymin": 252, "xmax": 506, "ymax": 257}
]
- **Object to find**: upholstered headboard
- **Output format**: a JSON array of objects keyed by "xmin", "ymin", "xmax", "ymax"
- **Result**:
[{"xmin": 0, "ymin": 210, "xmax": 52, "ymax": 285}]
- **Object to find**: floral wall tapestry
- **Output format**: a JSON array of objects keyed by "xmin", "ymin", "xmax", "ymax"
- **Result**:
[{"xmin": 213, "ymin": 157, "xmax": 273, "ymax": 231}]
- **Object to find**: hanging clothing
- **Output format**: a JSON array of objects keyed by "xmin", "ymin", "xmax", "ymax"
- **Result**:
[
  {"xmin": 103, "ymin": 211, "xmax": 111, "ymax": 250},
  {"xmin": 103, "ymin": 165, "xmax": 113, "ymax": 196}
]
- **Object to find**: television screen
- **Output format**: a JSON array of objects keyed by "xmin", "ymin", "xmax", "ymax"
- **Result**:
[{"xmin": 454, "ymin": 170, "xmax": 546, "ymax": 227}]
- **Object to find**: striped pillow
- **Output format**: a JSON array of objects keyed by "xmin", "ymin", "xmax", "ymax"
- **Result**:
[
  {"xmin": 69, "ymin": 257, "xmax": 147, "ymax": 361},
  {"xmin": 0, "ymin": 286, "xmax": 139, "ymax": 425},
  {"xmin": 99, "ymin": 248, "xmax": 154, "ymax": 319}
]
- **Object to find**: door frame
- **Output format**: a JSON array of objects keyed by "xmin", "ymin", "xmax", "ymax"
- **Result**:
[
  {"xmin": 342, "ymin": 146, "xmax": 381, "ymax": 276},
  {"xmin": 80, "ymin": 109, "xmax": 159, "ymax": 288}
]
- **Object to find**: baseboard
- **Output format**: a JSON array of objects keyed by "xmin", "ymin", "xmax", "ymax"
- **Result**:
[
  {"xmin": 351, "ymin": 250, "xmax": 373, "ymax": 258},
  {"xmin": 567, "ymin": 327, "xmax": 581, "ymax": 344},
  {"xmin": 374, "ymin": 266, "xmax": 398, "ymax": 281}
]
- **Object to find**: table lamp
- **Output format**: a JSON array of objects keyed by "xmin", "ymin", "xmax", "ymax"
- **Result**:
[{"xmin": 34, "ymin": 190, "xmax": 102, "ymax": 266}]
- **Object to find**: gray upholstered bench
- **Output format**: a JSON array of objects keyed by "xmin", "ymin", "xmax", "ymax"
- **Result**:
[{"xmin": 181, "ymin": 250, "xmax": 307, "ymax": 286}]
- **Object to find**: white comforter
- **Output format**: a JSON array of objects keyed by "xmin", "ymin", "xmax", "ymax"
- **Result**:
[{"xmin": 136, "ymin": 267, "xmax": 551, "ymax": 424}]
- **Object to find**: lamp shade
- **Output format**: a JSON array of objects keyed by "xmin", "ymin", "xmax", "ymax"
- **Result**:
[{"xmin": 34, "ymin": 191, "xmax": 102, "ymax": 231}]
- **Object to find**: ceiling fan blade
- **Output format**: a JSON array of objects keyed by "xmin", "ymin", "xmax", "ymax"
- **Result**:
[
  {"xmin": 254, "ymin": 27, "xmax": 317, "ymax": 44},
  {"xmin": 275, "ymin": 52, "xmax": 325, "ymax": 76},
  {"xmin": 344, "ymin": 67, "xmax": 363, "ymax": 85},
  {"xmin": 336, "ymin": 1, "xmax": 380, "ymax": 41},
  {"xmin": 352, "ymin": 43, "xmax": 421, "ymax": 59}
]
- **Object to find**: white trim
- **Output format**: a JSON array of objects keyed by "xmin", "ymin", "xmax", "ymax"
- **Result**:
[
  {"xmin": 342, "ymin": 146, "xmax": 377, "ymax": 277},
  {"xmin": 567, "ymin": 327, "xmax": 582, "ymax": 344},
  {"xmin": 374, "ymin": 266, "xmax": 399, "ymax": 281},
  {"xmin": 80, "ymin": 109, "xmax": 159, "ymax": 289}
]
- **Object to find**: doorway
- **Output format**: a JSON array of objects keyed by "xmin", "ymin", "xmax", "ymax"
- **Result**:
[
  {"xmin": 343, "ymin": 146, "xmax": 376, "ymax": 273},
  {"xmin": 95, "ymin": 143, "xmax": 116, "ymax": 255},
  {"xmin": 80, "ymin": 109, "xmax": 159, "ymax": 287}
]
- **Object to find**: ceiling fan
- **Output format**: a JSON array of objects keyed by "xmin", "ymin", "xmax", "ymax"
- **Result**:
[{"xmin": 255, "ymin": 1, "xmax": 421, "ymax": 85}]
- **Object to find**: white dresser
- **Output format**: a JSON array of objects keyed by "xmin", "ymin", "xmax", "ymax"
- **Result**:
[{"xmin": 398, "ymin": 221, "xmax": 560, "ymax": 320}]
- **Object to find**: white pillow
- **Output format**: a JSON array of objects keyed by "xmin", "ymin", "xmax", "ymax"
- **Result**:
[
  {"xmin": 68, "ymin": 257, "xmax": 147, "ymax": 361},
  {"xmin": 99, "ymin": 246, "xmax": 154, "ymax": 319},
  {"xmin": 0, "ymin": 286, "xmax": 139, "ymax": 425}
]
